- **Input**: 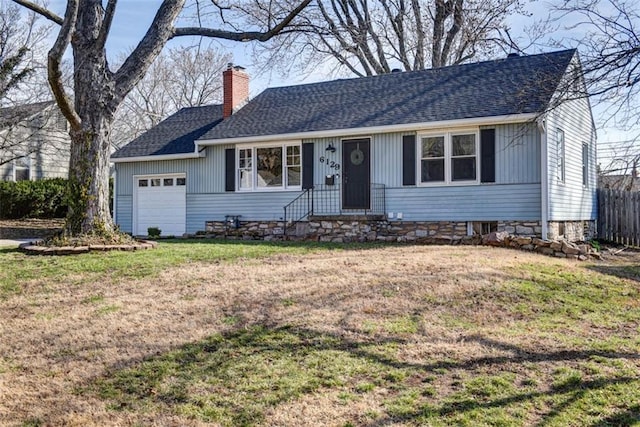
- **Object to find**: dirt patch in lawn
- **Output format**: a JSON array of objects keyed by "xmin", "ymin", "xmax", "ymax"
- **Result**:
[
  {"xmin": 0, "ymin": 218, "xmax": 64, "ymax": 239},
  {"xmin": 0, "ymin": 244, "xmax": 638, "ymax": 426}
]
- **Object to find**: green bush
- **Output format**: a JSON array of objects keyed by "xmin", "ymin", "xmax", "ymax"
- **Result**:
[
  {"xmin": 147, "ymin": 227, "xmax": 161, "ymax": 237},
  {"xmin": 0, "ymin": 178, "xmax": 68, "ymax": 219}
]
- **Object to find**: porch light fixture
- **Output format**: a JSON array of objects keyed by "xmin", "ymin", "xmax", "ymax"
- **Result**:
[{"xmin": 326, "ymin": 143, "xmax": 336, "ymax": 153}]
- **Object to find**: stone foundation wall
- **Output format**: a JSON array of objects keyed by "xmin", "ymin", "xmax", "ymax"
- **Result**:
[
  {"xmin": 202, "ymin": 219, "xmax": 546, "ymax": 243},
  {"xmin": 199, "ymin": 218, "xmax": 599, "ymax": 260},
  {"xmin": 547, "ymin": 220, "xmax": 597, "ymax": 241}
]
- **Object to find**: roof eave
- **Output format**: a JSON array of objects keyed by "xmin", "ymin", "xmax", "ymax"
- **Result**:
[
  {"xmin": 111, "ymin": 150, "xmax": 205, "ymax": 163},
  {"xmin": 196, "ymin": 113, "xmax": 539, "ymax": 146}
]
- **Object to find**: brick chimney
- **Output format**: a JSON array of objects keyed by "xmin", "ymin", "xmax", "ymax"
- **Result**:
[{"xmin": 223, "ymin": 63, "xmax": 249, "ymax": 118}]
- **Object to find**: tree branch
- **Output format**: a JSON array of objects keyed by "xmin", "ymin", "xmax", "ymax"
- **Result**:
[
  {"xmin": 48, "ymin": 0, "xmax": 81, "ymax": 131},
  {"xmin": 96, "ymin": 0, "xmax": 118, "ymax": 50},
  {"xmin": 113, "ymin": 0, "xmax": 185, "ymax": 105},
  {"xmin": 173, "ymin": 0, "xmax": 311, "ymax": 41},
  {"xmin": 10, "ymin": 0, "xmax": 63, "ymax": 25}
]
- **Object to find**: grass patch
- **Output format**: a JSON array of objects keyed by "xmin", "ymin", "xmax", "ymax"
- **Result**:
[
  {"xmin": 2, "ymin": 244, "xmax": 639, "ymax": 425},
  {"xmin": 0, "ymin": 240, "xmax": 361, "ymax": 300},
  {"xmin": 96, "ymin": 326, "xmax": 407, "ymax": 426}
]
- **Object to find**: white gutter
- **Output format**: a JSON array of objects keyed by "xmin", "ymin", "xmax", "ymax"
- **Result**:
[
  {"xmin": 111, "ymin": 151, "xmax": 205, "ymax": 163},
  {"xmin": 196, "ymin": 113, "xmax": 539, "ymax": 146},
  {"xmin": 537, "ymin": 117, "xmax": 548, "ymax": 240},
  {"xmin": 112, "ymin": 168, "xmax": 117, "ymax": 225}
]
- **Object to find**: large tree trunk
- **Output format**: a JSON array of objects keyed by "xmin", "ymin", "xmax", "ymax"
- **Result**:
[
  {"xmin": 65, "ymin": 0, "xmax": 116, "ymax": 236},
  {"xmin": 12, "ymin": 0, "xmax": 309, "ymax": 239},
  {"xmin": 66, "ymin": 120, "xmax": 114, "ymax": 236}
]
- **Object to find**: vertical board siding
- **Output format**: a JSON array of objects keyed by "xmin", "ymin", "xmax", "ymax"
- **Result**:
[
  {"xmin": 598, "ymin": 188, "xmax": 640, "ymax": 246},
  {"xmin": 115, "ymin": 145, "xmax": 230, "ymax": 195},
  {"xmin": 371, "ymin": 132, "xmax": 404, "ymax": 187},
  {"xmin": 546, "ymin": 57, "xmax": 598, "ymax": 221},
  {"xmin": 483, "ymin": 123, "xmax": 540, "ymax": 184},
  {"xmin": 116, "ymin": 195, "xmax": 133, "ymax": 233},
  {"xmin": 303, "ymin": 133, "xmax": 405, "ymax": 187},
  {"xmin": 307, "ymin": 137, "xmax": 341, "ymax": 185}
]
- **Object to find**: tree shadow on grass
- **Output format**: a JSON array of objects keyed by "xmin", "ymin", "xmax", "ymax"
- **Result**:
[
  {"xmin": 0, "ymin": 247, "xmax": 18, "ymax": 255},
  {"xmin": 589, "ymin": 404, "xmax": 640, "ymax": 426},
  {"xmin": 92, "ymin": 325, "xmax": 640, "ymax": 426},
  {"xmin": 587, "ymin": 264, "xmax": 640, "ymax": 283}
]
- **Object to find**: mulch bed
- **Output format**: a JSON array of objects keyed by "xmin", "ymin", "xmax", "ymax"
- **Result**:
[{"xmin": 1, "ymin": 219, "xmax": 157, "ymax": 255}]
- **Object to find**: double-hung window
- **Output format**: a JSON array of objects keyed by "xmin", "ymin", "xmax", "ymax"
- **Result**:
[
  {"xmin": 419, "ymin": 131, "xmax": 478, "ymax": 185},
  {"xmin": 582, "ymin": 142, "xmax": 589, "ymax": 187},
  {"xmin": 238, "ymin": 142, "xmax": 302, "ymax": 191}
]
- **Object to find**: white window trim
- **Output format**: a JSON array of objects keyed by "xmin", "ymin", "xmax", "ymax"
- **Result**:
[
  {"xmin": 556, "ymin": 129, "xmax": 565, "ymax": 184},
  {"xmin": 13, "ymin": 155, "xmax": 31, "ymax": 182},
  {"xmin": 417, "ymin": 129, "xmax": 480, "ymax": 187},
  {"xmin": 236, "ymin": 140, "xmax": 302, "ymax": 192},
  {"xmin": 582, "ymin": 142, "xmax": 589, "ymax": 188}
]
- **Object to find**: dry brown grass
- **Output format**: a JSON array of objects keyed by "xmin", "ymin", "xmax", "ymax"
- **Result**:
[{"xmin": 0, "ymin": 244, "xmax": 637, "ymax": 426}]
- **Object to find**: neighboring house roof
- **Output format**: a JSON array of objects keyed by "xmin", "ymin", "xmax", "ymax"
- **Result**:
[
  {"xmin": 0, "ymin": 101, "xmax": 56, "ymax": 129},
  {"xmin": 111, "ymin": 105, "xmax": 223, "ymax": 159},
  {"xmin": 200, "ymin": 49, "xmax": 576, "ymax": 142}
]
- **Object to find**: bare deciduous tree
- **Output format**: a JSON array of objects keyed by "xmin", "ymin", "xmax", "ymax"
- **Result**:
[
  {"xmin": 246, "ymin": 0, "xmax": 526, "ymax": 77},
  {"xmin": 0, "ymin": 3, "xmax": 51, "ymax": 105},
  {"xmin": 549, "ymin": 0, "xmax": 640, "ymax": 179},
  {"xmin": 111, "ymin": 43, "xmax": 231, "ymax": 150},
  {"xmin": 0, "ymin": 4, "xmax": 63, "ymax": 178},
  {"xmin": 11, "ymin": 0, "xmax": 310, "ymax": 238}
]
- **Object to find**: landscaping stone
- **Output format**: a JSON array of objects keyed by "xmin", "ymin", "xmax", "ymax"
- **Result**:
[
  {"xmin": 561, "ymin": 241, "xmax": 581, "ymax": 255},
  {"xmin": 200, "ymin": 218, "xmax": 599, "ymax": 261},
  {"xmin": 550, "ymin": 241, "xmax": 563, "ymax": 251},
  {"xmin": 20, "ymin": 239, "xmax": 157, "ymax": 256}
]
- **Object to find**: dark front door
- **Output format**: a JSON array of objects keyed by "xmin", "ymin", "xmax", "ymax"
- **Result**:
[{"xmin": 342, "ymin": 138, "xmax": 371, "ymax": 209}]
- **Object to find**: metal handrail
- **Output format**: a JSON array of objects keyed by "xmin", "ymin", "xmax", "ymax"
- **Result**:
[
  {"xmin": 283, "ymin": 187, "xmax": 313, "ymax": 235},
  {"xmin": 283, "ymin": 183, "xmax": 386, "ymax": 236}
]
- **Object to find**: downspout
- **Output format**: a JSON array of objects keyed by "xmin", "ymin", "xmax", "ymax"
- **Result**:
[
  {"xmin": 112, "ymin": 167, "xmax": 117, "ymax": 226},
  {"xmin": 537, "ymin": 117, "xmax": 548, "ymax": 240}
]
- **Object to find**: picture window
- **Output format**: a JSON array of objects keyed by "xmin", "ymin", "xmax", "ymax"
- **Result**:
[{"xmin": 238, "ymin": 142, "xmax": 302, "ymax": 191}]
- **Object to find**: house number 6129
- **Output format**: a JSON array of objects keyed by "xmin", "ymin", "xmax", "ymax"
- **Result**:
[{"xmin": 319, "ymin": 156, "xmax": 341, "ymax": 170}]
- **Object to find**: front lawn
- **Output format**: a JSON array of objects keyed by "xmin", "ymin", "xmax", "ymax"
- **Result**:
[{"xmin": 0, "ymin": 241, "xmax": 638, "ymax": 426}]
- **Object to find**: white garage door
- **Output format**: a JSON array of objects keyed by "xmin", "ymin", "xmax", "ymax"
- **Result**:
[{"xmin": 135, "ymin": 175, "xmax": 186, "ymax": 236}]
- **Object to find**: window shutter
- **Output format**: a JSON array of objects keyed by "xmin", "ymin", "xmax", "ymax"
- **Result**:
[
  {"xmin": 225, "ymin": 148, "xmax": 235, "ymax": 192},
  {"xmin": 480, "ymin": 129, "xmax": 495, "ymax": 183},
  {"xmin": 302, "ymin": 142, "xmax": 314, "ymax": 189},
  {"xmin": 402, "ymin": 135, "xmax": 416, "ymax": 186}
]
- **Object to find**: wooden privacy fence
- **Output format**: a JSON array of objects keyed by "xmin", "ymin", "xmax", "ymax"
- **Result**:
[{"xmin": 598, "ymin": 188, "xmax": 640, "ymax": 246}]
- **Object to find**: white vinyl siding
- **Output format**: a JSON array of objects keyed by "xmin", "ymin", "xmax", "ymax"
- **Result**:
[{"xmin": 546, "ymin": 55, "xmax": 597, "ymax": 221}]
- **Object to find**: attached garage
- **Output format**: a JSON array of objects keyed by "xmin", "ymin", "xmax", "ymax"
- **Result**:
[{"xmin": 134, "ymin": 174, "xmax": 186, "ymax": 236}]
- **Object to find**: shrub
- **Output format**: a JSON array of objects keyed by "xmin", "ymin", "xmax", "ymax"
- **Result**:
[
  {"xmin": 0, "ymin": 178, "xmax": 68, "ymax": 219},
  {"xmin": 147, "ymin": 227, "xmax": 161, "ymax": 237}
]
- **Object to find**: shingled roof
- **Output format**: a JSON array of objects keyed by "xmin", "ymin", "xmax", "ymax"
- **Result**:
[
  {"xmin": 112, "ymin": 104, "xmax": 223, "ymax": 159},
  {"xmin": 200, "ymin": 49, "xmax": 576, "ymax": 142},
  {"xmin": 0, "ymin": 101, "xmax": 56, "ymax": 129}
]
